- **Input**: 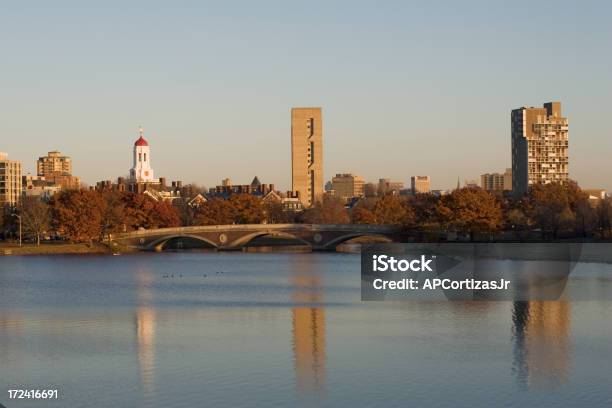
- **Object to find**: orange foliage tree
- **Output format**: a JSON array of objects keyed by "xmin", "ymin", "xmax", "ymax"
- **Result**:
[
  {"xmin": 436, "ymin": 187, "xmax": 503, "ymax": 240},
  {"xmin": 194, "ymin": 198, "xmax": 236, "ymax": 225},
  {"xmin": 372, "ymin": 195, "xmax": 415, "ymax": 226},
  {"xmin": 299, "ymin": 195, "xmax": 350, "ymax": 224},
  {"xmin": 351, "ymin": 206, "xmax": 376, "ymax": 224},
  {"xmin": 228, "ymin": 194, "xmax": 265, "ymax": 224},
  {"xmin": 50, "ymin": 190, "xmax": 106, "ymax": 243}
]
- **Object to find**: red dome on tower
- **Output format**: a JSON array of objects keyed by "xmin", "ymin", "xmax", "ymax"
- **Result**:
[
  {"xmin": 134, "ymin": 136, "xmax": 149, "ymax": 147},
  {"xmin": 134, "ymin": 127, "xmax": 149, "ymax": 146}
]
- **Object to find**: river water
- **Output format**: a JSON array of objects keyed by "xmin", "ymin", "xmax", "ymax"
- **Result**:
[{"xmin": 1, "ymin": 252, "xmax": 612, "ymax": 407}]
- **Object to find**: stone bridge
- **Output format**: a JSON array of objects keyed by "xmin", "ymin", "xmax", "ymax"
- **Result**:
[{"xmin": 109, "ymin": 224, "xmax": 403, "ymax": 251}]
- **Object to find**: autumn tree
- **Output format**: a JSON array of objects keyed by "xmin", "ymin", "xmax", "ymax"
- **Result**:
[
  {"xmin": 264, "ymin": 200, "xmax": 294, "ymax": 224},
  {"xmin": 152, "ymin": 200, "xmax": 181, "ymax": 228},
  {"xmin": 372, "ymin": 195, "xmax": 415, "ymax": 226},
  {"xmin": 0, "ymin": 204, "xmax": 16, "ymax": 239},
  {"xmin": 194, "ymin": 198, "xmax": 236, "ymax": 225},
  {"xmin": 299, "ymin": 195, "xmax": 350, "ymax": 224},
  {"xmin": 526, "ymin": 182, "xmax": 580, "ymax": 239},
  {"xmin": 50, "ymin": 190, "xmax": 106, "ymax": 243},
  {"xmin": 410, "ymin": 194, "xmax": 442, "ymax": 231},
  {"xmin": 351, "ymin": 206, "xmax": 376, "ymax": 224},
  {"xmin": 438, "ymin": 187, "xmax": 503, "ymax": 240},
  {"xmin": 574, "ymin": 194, "xmax": 596, "ymax": 238},
  {"xmin": 596, "ymin": 197, "xmax": 612, "ymax": 238},
  {"xmin": 505, "ymin": 208, "xmax": 531, "ymax": 240},
  {"xmin": 121, "ymin": 193, "xmax": 157, "ymax": 229},
  {"xmin": 20, "ymin": 196, "xmax": 51, "ymax": 245},
  {"xmin": 100, "ymin": 191, "xmax": 128, "ymax": 239},
  {"xmin": 177, "ymin": 202, "xmax": 198, "ymax": 226},
  {"xmin": 228, "ymin": 194, "xmax": 264, "ymax": 224},
  {"xmin": 115, "ymin": 193, "xmax": 181, "ymax": 230}
]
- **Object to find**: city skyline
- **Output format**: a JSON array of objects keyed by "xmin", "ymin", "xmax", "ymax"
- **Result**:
[
  {"xmin": 1, "ymin": 1, "xmax": 611, "ymax": 191},
  {"xmin": 0, "ymin": 100, "xmax": 604, "ymax": 193},
  {"xmin": 2, "ymin": 98, "xmax": 603, "ymax": 193}
]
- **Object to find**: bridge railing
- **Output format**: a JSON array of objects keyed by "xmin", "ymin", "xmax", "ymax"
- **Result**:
[{"xmin": 109, "ymin": 224, "xmax": 403, "ymax": 240}]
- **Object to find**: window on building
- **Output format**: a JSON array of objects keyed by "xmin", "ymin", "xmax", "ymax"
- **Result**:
[{"xmin": 310, "ymin": 142, "xmax": 314, "ymax": 165}]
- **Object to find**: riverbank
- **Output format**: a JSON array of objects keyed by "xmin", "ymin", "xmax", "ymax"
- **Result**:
[{"xmin": 0, "ymin": 242, "xmax": 112, "ymax": 256}]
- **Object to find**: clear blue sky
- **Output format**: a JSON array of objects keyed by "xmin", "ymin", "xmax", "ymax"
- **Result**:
[{"xmin": 1, "ymin": 0, "xmax": 611, "ymax": 191}]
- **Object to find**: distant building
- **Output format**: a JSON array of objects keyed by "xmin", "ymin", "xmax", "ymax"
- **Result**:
[
  {"xmin": 512, "ymin": 102, "xmax": 569, "ymax": 196},
  {"xmin": 378, "ymin": 178, "xmax": 404, "ymax": 195},
  {"xmin": 36, "ymin": 151, "xmax": 80, "ymax": 189},
  {"xmin": 364, "ymin": 182, "xmax": 378, "ymax": 197},
  {"xmin": 0, "ymin": 152, "xmax": 22, "ymax": 206},
  {"xmin": 282, "ymin": 191, "xmax": 305, "ymax": 212},
  {"xmin": 481, "ymin": 168, "xmax": 512, "ymax": 192},
  {"xmin": 209, "ymin": 176, "xmax": 275, "ymax": 197},
  {"xmin": 331, "ymin": 173, "xmax": 365, "ymax": 202},
  {"xmin": 187, "ymin": 193, "xmax": 208, "ymax": 208},
  {"xmin": 23, "ymin": 175, "xmax": 61, "ymax": 199},
  {"xmin": 291, "ymin": 107, "xmax": 323, "ymax": 207},
  {"xmin": 410, "ymin": 176, "xmax": 430, "ymax": 194},
  {"xmin": 129, "ymin": 127, "xmax": 156, "ymax": 184},
  {"xmin": 37, "ymin": 151, "xmax": 72, "ymax": 176},
  {"xmin": 45, "ymin": 174, "xmax": 81, "ymax": 190},
  {"xmin": 583, "ymin": 189, "xmax": 606, "ymax": 202},
  {"xmin": 260, "ymin": 190, "xmax": 305, "ymax": 212},
  {"xmin": 143, "ymin": 189, "xmax": 182, "ymax": 204},
  {"xmin": 431, "ymin": 189, "xmax": 449, "ymax": 197},
  {"xmin": 464, "ymin": 179, "xmax": 479, "ymax": 188}
]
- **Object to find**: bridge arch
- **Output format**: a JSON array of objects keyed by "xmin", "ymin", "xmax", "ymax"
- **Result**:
[
  {"xmin": 229, "ymin": 231, "xmax": 312, "ymax": 248},
  {"xmin": 148, "ymin": 234, "xmax": 219, "ymax": 251},
  {"xmin": 322, "ymin": 233, "xmax": 394, "ymax": 250}
]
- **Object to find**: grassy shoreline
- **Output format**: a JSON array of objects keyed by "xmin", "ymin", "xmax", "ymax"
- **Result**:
[{"xmin": 0, "ymin": 242, "xmax": 114, "ymax": 256}]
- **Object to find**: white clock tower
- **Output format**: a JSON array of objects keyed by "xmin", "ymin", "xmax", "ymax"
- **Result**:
[{"xmin": 129, "ymin": 127, "xmax": 155, "ymax": 183}]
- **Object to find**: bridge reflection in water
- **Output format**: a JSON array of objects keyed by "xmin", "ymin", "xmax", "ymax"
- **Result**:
[
  {"xmin": 291, "ymin": 260, "xmax": 326, "ymax": 395},
  {"xmin": 512, "ymin": 301, "xmax": 571, "ymax": 388}
]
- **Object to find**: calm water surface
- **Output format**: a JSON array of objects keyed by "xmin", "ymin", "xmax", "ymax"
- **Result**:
[{"xmin": 1, "ymin": 252, "xmax": 612, "ymax": 408}]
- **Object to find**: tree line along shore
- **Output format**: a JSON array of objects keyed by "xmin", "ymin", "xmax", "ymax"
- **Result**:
[{"xmin": 2, "ymin": 181, "xmax": 612, "ymax": 255}]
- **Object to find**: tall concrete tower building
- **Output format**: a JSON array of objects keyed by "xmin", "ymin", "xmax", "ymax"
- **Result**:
[
  {"xmin": 130, "ymin": 127, "xmax": 155, "ymax": 183},
  {"xmin": 511, "ymin": 102, "xmax": 569, "ymax": 196},
  {"xmin": 291, "ymin": 107, "xmax": 323, "ymax": 207}
]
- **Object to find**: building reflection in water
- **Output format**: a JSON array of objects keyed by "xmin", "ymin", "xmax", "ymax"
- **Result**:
[
  {"xmin": 0, "ymin": 313, "xmax": 25, "ymax": 371},
  {"xmin": 291, "ymin": 261, "xmax": 326, "ymax": 395},
  {"xmin": 134, "ymin": 268, "xmax": 157, "ymax": 397},
  {"xmin": 512, "ymin": 301, "xmax": 571, "ymax": 388}
]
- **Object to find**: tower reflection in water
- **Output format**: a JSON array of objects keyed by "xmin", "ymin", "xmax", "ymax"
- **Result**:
[
  {"xmin": 512, "ymin": 301, "xmax": 571, "ymax": 388},
  {"xmin": 291, "ymin": 260, "xmax": 326, "ymax": 395},
  {"xmin": 134, "ymin": 268, "xmax": 156, "ymax": 397}
]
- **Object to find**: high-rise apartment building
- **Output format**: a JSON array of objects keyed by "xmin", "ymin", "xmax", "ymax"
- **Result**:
[
  {"xmin": 331, "ymin": 173, "xmax": 365, "ymax": 202},
  {"xmin": 36, "ymin": 151, "xmax": 80, "ymax": 189},
  {"xmin": 0, "ymin": 152, "xmax": 22, "ymax": 206},
  {"xmin": 511, "ymin": 102, "xmax": 569, "ymax": 196},
  {"xmin": 37, "ymin": 151, "xmax": 72, "ymax": 176},
  {"xmin": 410, "ymin": 176, "xmax": 430, "ymax": 194},
  {"xmin": 291, "ymin": 107, "xmax": 323, "ymax": 207},
  {"xmin": 481, "ymin": 168, "xmax": 512, "ymax": 192}
]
